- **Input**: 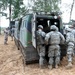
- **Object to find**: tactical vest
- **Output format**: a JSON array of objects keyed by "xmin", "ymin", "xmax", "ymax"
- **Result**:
[
  {"xmin": 49, "ymin": 32, "xmax": 60, "ymax": 45},
  {"xmin": 36, "ymin": 31, "xmax": 45, "ymax": 45}
]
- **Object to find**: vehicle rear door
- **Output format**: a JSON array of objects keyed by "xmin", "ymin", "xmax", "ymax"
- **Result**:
[{"xmin": 32, "ymin": 14, "xmax": 36, "ymax": 48}]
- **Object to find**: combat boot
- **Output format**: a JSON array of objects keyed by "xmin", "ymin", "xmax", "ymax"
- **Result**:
[
  {"xmin": 66, "ymin": 62, "xmax": 73, "ymax": 69},
  {"xmin": 48, "ymin": 65, "xmax": 52, "ymax": 70},
  {"xmin": 39, "ymin": 65, "xmax": 45, "ymax": 69},
  {"xmin": 55, "ymin": 64, "xmax": 59, "ymax": 69}
]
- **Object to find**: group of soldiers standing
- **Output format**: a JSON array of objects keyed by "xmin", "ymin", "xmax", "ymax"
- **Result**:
[{"xmin": 36, "ymin": 24, "xmax": 75, "ymax": 69}]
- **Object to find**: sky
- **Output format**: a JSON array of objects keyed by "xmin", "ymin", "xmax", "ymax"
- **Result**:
[
  {"xmin": 61, "ymin": 0, "xmax": 75, "ymax": 22},
  {"xmin": 0, "ymin": 0, "xmax": 75, "ymax": 27},
  {"xmin": 0, "ymin": 8, "xmax": 9, "ymax": 27}
]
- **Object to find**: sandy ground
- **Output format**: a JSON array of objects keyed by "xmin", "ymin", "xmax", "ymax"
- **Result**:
[{"xmin": 0, "ymin": 35, "xmax": 75, "ymax": 75}]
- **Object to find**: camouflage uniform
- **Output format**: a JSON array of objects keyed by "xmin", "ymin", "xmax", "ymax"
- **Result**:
[
  {"xmin": 72, "ymin": 29, "xmax": 75, "ymax": 55},
  {"xmin": 36, "ymin": 25, "xmax": 46, "ymax": 68},
  {"xmin": 4, "ymin": 28, "xmax": 8, "ymax": 44},
  {"xmin": 66, "ymin": 28, "xmax": 75, "ymax": 68},
  {"xmin": 45, "ymin": 25, "xmax": 65, "ymax": 69}
]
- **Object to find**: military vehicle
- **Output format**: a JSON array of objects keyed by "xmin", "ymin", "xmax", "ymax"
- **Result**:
[{"xmin": 14, "ymin": 12, "xmax": 66, "ymax": 64}]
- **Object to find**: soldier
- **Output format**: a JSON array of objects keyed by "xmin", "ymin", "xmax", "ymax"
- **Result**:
[
  {"xmin": 71, "ymin": 25, "xmax": 75, "ymax": 56},
  {"xmin": 66, "ymin": 28, "xmax": 75, "ymax": 69},
  {"xmin": 11, "ymin": 27, "xmax": 15, "ymax": 41},
  {"xmin": 63, "ymin": 26, "xmax": 66, "ymax": 38},
  {"xmin": 45, "ymin": 25, "xmax": 65, "ymax": 69},
  {"xmin": 4, "ymin": 28, "xmax": 8, "ymax": 45},
  {"xmin": 36, "ymin": 25, "xmax": 46, "ymax": 68}
]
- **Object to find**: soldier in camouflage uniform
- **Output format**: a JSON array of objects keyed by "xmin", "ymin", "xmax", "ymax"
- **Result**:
[
  {"xmin": 11, "ymin": 27, "xmax": 15, "ymax": 41},
  {"xmin": 4, "ymin": 28, "xmax": 8, "ymax": 45},
  {"xmin": 71, "ymin": 26, "xmax": 75, "ymax": 56},
  {"xmin": 36, "ymin": 25, "xmax": 46, "ymax": 68},
  {"xmin": 66, "ymin": 28, "xmax": 75, "ymax": 69},
  {"xmin": 45, "ymin": 25, "xmax": 65, "ymax": 69}
]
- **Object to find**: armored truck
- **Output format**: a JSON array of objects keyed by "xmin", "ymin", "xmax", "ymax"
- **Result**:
[{"xmin": 14, "ymin": 12, "xmax": 66, "ymax": 64}]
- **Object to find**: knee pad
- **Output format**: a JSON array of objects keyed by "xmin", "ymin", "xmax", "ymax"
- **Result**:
[{"xmin": 55, "ymin": 56, "xmax": 60, "ymax": 65}]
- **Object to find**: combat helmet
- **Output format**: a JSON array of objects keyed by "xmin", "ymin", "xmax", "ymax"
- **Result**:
[
  {"xmin": 66, "ymin": 28, "xmax": 71, "ymax": 32},
  {"xmin": 50, "ymin": 25, "xmax": 57, "ymax": 31},
  {"xmin": 38, "ymin": 25, "xmax": 43, "ymax": 29}
]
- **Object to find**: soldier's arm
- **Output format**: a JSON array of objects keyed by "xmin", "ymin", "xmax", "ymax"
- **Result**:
[
  {"xmin": 45, "ymin": 33, "xmax": 50, "ymax": 44},
  {"xmin": 36, "ymin": 31, "xmax": 39, "ymax": 40},
  {"xmin": 59, "ymin": 32, "xmax": 65, "ymax": 43},
  {"xmin": 42, "ymin": 32, "xmax": 46, "ymax": 38},
  {"xmin": 66, "ymin": 33, "xmax": 70, "ymax": 43}
]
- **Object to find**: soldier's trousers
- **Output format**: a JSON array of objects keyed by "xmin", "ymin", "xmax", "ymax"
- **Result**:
[
  {"xmin": 37, "ymin": 45, "xmax": 45, "ymax": 66},
  {"xmin": 67, "ymin": 45, "xmax": 74, "ymax": 62},
  {"xmin": 11, "ymin": 33, "xmax": 14, "ymax": 41},
  {"xmin": 48, "ymin": 45, "xmax": 60, "ymax": 65},
  {"xmin": 4, "ymin": 36, "xmax": 8, "ymax": 44}
]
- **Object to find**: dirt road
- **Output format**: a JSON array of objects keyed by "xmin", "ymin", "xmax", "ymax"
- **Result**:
[{"xmin": 0, "ymin": 35, "xmax": 75, "ymax": 75}]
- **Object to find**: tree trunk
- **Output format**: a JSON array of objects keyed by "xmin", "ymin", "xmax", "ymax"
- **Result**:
[
  {"xmin": 69, "ymin": 0, "xmax": 75, "ymax": 21},
  {"xmin": 9, "ymin": 4, "xmax": 11, "ymax": 21},
  {"xmin": 9, "ymin": 0, "xmax": 12, "ymax": 27}
]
